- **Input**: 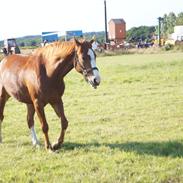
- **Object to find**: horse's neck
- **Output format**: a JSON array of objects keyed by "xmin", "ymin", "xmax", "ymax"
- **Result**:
[
  {"xmin": 40, "ymin": 43, "xmax": 75, "ymax": 78},
  {"xmin": 51, "ymin": 51, "xmax": 75, "ymax": 78}
]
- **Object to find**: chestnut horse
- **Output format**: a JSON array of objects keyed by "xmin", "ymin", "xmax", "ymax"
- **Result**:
[{"xmin": 0, "ymin": 39, "xmax": 101, "ymax": 151}]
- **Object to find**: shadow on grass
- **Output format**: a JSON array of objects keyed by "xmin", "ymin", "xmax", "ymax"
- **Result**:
[
  {"xmin": 4, "ymin": 139, "xmax": 183, "ymax": 157},
  {"xmin": 62, "ymin": 140, "xmax": 183, "ymax": 158}
]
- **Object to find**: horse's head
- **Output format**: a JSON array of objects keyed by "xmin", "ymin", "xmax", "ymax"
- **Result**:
[{"xmin": 74, "ymin": 39, "xmax": 101, "ymax": 89}]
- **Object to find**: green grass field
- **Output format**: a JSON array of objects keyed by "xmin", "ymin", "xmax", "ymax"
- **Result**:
[{"xmin": 0, "ymin": 52, "xmax": 183, "ymax": 183}]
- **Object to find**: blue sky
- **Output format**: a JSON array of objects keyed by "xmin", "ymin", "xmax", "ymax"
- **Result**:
[{"xmin": 0, "ymin": 0, "xmax": 182, "ymax": 40}]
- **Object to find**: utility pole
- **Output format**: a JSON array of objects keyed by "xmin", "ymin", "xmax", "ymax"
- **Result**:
[
  {"xmin": 104, "ymin": 0, "xmax": 108, "ymax": 46},
  {"xmin": 158, "ymin": 17, "xmax": 163, "ymax": 47}
]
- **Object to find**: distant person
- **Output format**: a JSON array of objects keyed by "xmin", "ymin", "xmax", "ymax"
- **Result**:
[{"xmin": 43, "ymin": 40, "xmax": 48, "ymax": 46}]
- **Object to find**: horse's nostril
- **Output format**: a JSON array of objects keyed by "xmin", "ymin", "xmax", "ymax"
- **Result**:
[{"xmin": 93, "ymin": 78, "xmax": 99, "ymax": 85}]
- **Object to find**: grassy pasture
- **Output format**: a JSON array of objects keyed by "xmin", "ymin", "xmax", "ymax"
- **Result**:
[{"xmin": 0, "ymin": 52, "xmax": 183, "ymax": 183}]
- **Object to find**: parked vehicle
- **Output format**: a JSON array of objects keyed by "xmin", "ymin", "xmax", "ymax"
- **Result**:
[{"xmin": 2, "ymin": 38, "xmax": 21, "ymax": 56}]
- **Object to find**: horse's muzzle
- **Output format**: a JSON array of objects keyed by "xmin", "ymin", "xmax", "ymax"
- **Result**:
[{"xmin": 87, "ymin": 75, "xmax": 101, "ymax": 89}]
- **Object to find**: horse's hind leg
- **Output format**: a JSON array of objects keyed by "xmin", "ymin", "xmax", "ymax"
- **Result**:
[
  {"xmin": 0, "ymin": 87, "xmax": 9, "ymax": 143},
  {"xmin": 26, "ymin": 104, "xmax": 39, "ymax": 146}
]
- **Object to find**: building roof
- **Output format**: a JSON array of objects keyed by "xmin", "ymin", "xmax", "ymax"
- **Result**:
[{"xmin": 109, "ymin": 19, "xmax": 126, "ymax": 24}]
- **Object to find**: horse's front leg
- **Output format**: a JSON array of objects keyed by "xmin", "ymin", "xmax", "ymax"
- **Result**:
[
  {"xmin": 33, "ymin": 99, "xmax": 52, "ymax": 150},
  {"xmin": 51, "ymin": 99, "xmax": 68, "ymax": 150}
]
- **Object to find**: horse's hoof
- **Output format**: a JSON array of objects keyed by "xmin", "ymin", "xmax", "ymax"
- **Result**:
[
  {"xmin": 34, "ymin": 143, "xmax": 41, "ymax": 149},
  {"xmin": 48, "ymin": 148, "xmax": 55, "ymax": 153},
  {"xmin": 33, "ymin": 141, "xmax": 40, "ymax": 147},
  {"xmin": 45, "ymin": 144, "xmax": 53, "ymax": 151},
  {"xmin": 48, "ymin": 148, "xmax": 59, "ymax": 154},
  {"xmin": 52, "ymin": 143, "xmax": 62, "ymax": 151},
  {"xmin": 32, "ymin": 139, "xmax": 40, "ymax": 146}
]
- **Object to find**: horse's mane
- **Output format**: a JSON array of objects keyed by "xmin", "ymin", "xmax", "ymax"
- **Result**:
[{"xmin": 33, "ymin": 41, "xmax": 75, "ymax": 60}]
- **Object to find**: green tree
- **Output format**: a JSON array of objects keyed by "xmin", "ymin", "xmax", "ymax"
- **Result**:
[
  {"xmin": 30, "ymin": 40, "xmax": 37, "ymax": 46},
  {"xmin": 176, "ymin": 12, "xmax": 183, "ymax": 25},
  {"xmin": 166, "ymin": 12, "xmax": 176, "ymax": 34},
  {"xmin": 161, "ymin": 14, "xmax": 168, "ymax": 38},
  {"xmin": 127, "ymin": 26, "xmax": 155, "ymax": 42},
  {"xmin": 161, "ymin": 12, "xmax": 177, "ymax": 38}
]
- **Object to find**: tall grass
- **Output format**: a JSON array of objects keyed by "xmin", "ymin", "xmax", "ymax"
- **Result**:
[{"xmin": 0, "ymin": 52, "xmax": 183, "ymax": 183}]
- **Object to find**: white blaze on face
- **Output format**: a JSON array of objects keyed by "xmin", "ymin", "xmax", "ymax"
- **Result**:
[{"xmin": 87, "ymin": 49, "xmax": 101, "ymax": 85}]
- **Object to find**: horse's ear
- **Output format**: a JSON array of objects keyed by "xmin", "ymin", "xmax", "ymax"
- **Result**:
[
  {"xmin": 90, "ymin": 35, "xmax": 96, "ymax": 44},
  {"xmin": 90, "ymin": 39, "xmax": 95, "ymax": 44},
  {"xmin": 74, "ymin": 38, "xmax": 81, "ymax": 47}
]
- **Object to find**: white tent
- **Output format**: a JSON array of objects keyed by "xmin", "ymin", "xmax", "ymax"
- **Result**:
[{"xmin": 171, "ymin": 26, "xmax": 183, "ymax": 41}]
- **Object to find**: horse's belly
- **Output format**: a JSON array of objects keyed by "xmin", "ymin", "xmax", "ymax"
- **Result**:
[
  {"xmin": 2, "ymin": 73, "xmax": 32, "ymax": 103},
  {"xmin": 5, "ymin": 84, "xmax": 32, "ymax": 103}
]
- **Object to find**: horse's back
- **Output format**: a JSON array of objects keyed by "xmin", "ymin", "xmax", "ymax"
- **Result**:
[
  {"xmin": 0, "ymin": 54, "xmax": 30, "ymax": 69},
  {"xmin": 0, "ymin": 54, "xmax": 31, "ymax": 83}
]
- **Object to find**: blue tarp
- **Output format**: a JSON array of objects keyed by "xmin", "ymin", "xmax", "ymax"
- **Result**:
[
  {"xmin": 42, "ymin": 32, "xmax": 58, "ymax": 42},
  {"xmin": 66, "ymin": 30, "xmax": 83, "ymax": 39}
]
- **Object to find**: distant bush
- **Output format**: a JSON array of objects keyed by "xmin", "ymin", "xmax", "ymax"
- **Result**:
[
  {"xmin": 96, "ymin": 49, "xmax": 132, "ymax": 57},
  {"xmin": 20, "ymin": 42, "xmax": 25, "ymax": 47},
  {"xmin": 174, "ymin": 44, "xmax": 183, "ymax": 51},
  {"xmin": 163, "ymin": 42, "xmax": 183, "ymax": 52},
  {"xmin": 164, "ymin": 43, "xmax": 174, "ymax": 51}
]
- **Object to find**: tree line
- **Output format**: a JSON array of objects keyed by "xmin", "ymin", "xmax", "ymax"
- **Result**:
[
  {"xmin": 161, "ymin": 12, "xmax": 183, "ymax": 38},
  {"xmin": 126, "ymin": 12, "xmax": 183, "ymax": 43}
]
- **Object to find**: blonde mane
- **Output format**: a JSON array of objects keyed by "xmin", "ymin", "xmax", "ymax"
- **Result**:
[{"xmin": 34, "ymin": 41, "xmax": 75, "ymax": 60}]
